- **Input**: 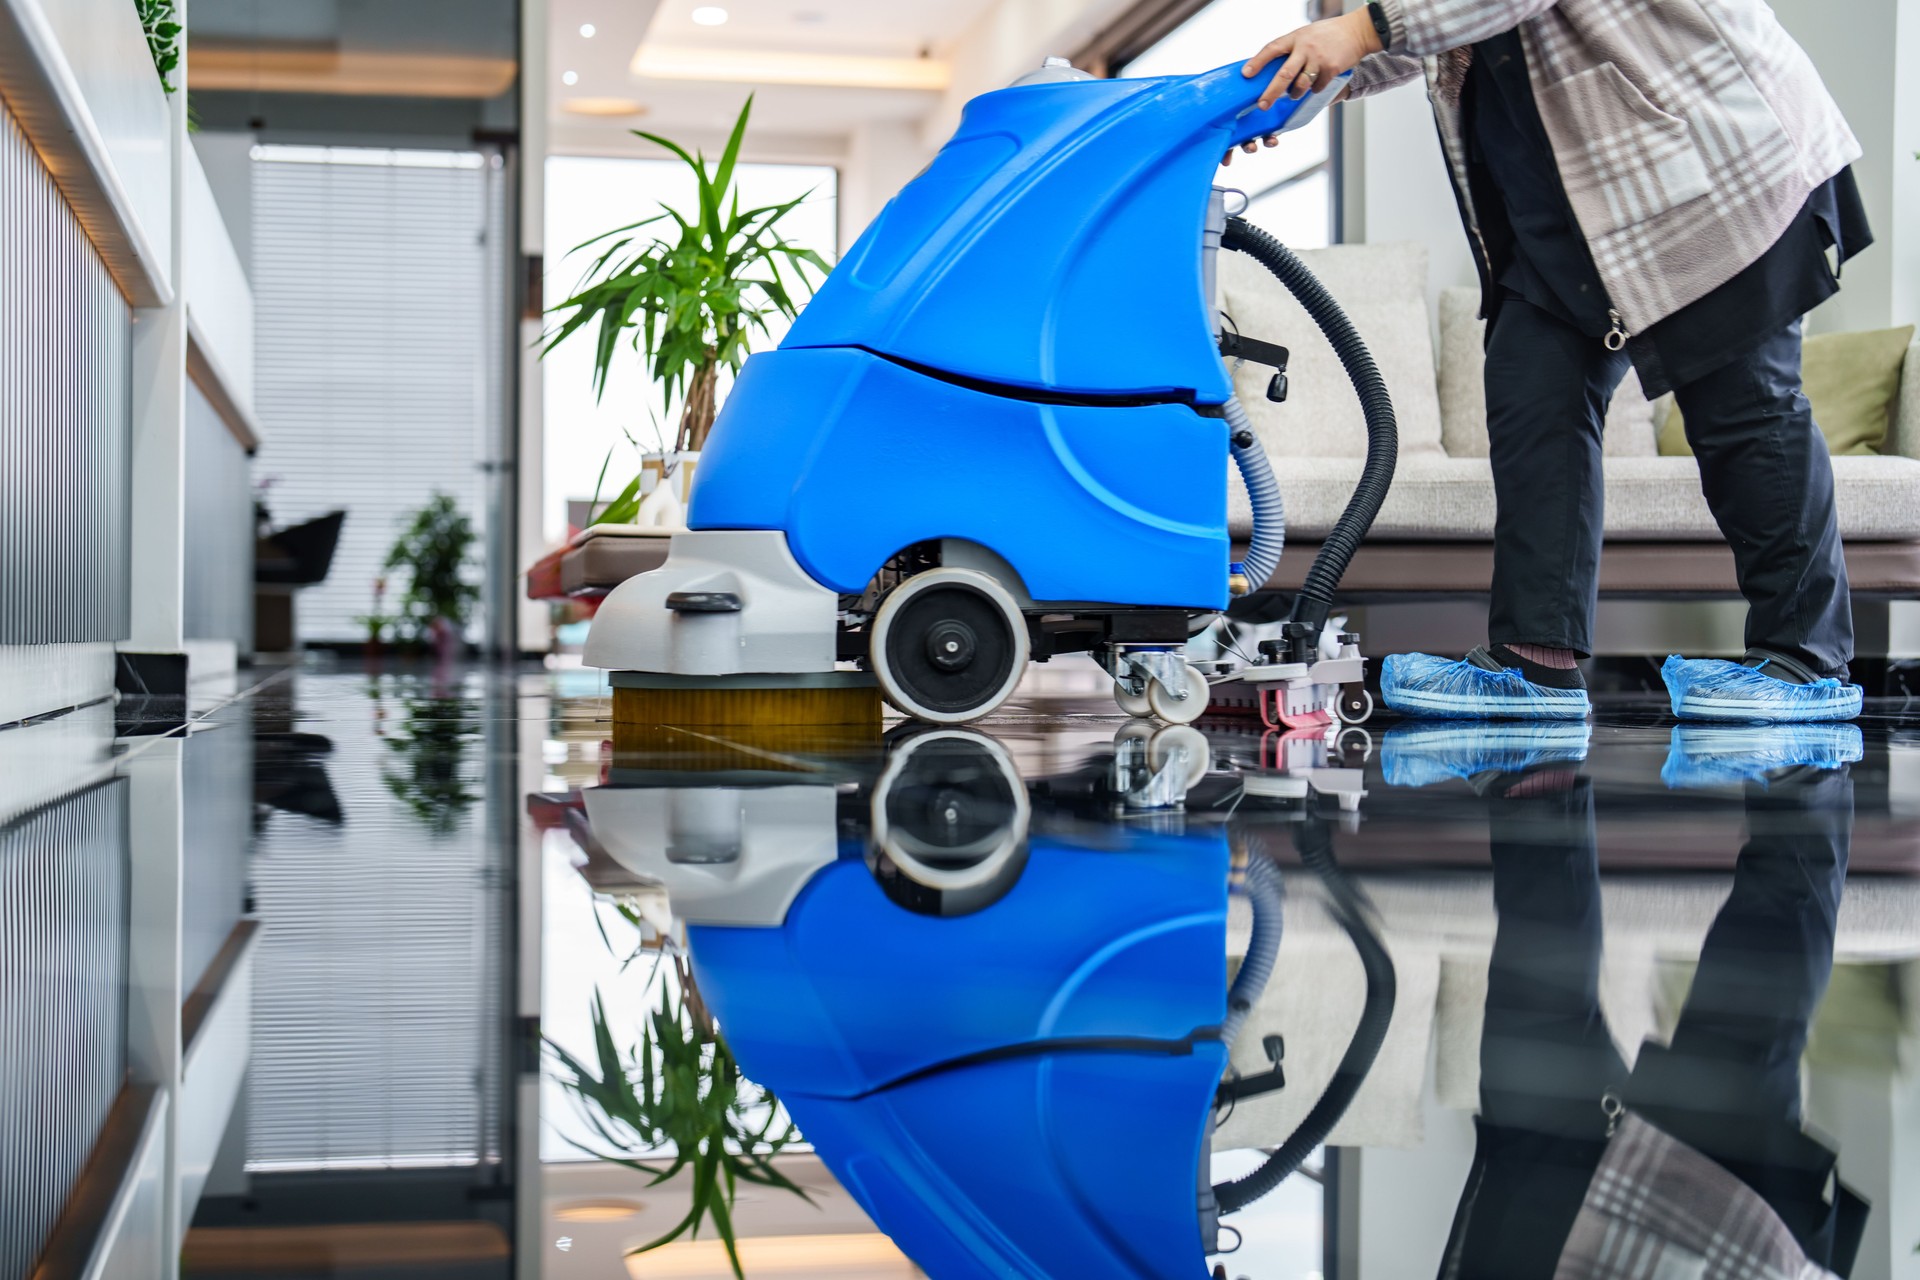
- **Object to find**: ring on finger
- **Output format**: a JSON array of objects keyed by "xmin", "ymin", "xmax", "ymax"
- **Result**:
[{"xmin": 1300, "ymin": 67, "xmax": 1319, "ymax": 85}]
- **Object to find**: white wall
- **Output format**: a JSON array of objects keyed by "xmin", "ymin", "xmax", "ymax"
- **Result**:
[
  {"xmin": 840, "ymin": 119, "xmax": 930, "ymax": 247},
  {"xmin": 184, "ymin": 145, "xmax": 256, "ymax": 424},
  {"xmin": 1340, "ymin": 79, "xmax": 1475, "ymax": 330},
  {"xmin": 191, "ymin": 132, "xmax": 257, "ymax": 277},
  {"xmin": 923, "ymin": 0, "xmax": 1139, "ymax": 149},
  {"xmin": 1894, "ymin": 0, "xmax": 1920, "ymax": 328},
  {"xmin": 1768, "ymin": 0, "xmax": 1907, "ymax": 335}
]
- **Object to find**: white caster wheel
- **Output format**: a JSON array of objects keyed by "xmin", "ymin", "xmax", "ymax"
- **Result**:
[
  {"xmin": 1113, "ymin": 679, "xmax": 1153, "ymax": 718},
  {"xmin": 1148, "ymin": 724, "xmax": 1211, "ymax": 791},
  {"xmin": 1337, "ymin": 685, "xmax": 1375, "ymax": 726},
  {"xmin": 871, "ymin": 568, "xmax": 1029, "ymax": 724},
  {"xmin": 1147, "ymin": 662, "xmax": 1210, "ymax": 725},
  {"xmin": 1336, "ymin": 726, "xmax": 1374, "ymax": 765}
]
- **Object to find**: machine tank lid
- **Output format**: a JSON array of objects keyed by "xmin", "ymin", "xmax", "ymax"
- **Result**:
[{"xmin": 1009, "ymin": 56, "xmax": 1095, "ymax": 86}]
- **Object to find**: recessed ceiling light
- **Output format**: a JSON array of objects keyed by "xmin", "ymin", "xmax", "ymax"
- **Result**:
[
  {"xmin": 579, "ymin": 22, "xmax": 596, "ymax": 37},
  {"xmin": 554, "ymin": 1198, "xmax": 646, "ymax": 1223},
  {"xmin": 561, "ymin": 69, "xmax": 579, "ymax": 85},
  {"xmin": 563, "ymin": 96, "xmax": 648, "ymax": 116},
  {"xmin": 691, "ymin": 6, "xmax": 729, "ymax": 25},
  {"xmin": 794, "ymin": 10, "xmax": 826, "ymax": 21}
]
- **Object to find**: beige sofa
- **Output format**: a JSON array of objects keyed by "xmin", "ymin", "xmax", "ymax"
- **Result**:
[{"xmin": 1221, "ymin": 243, "xmax": 1920, "ymax": 597}]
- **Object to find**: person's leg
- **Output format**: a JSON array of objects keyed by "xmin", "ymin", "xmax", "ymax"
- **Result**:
[
  {"xmin": 1671, "ymin": 321, "xmax": 1853, "ymax": 680},
  {"xmin": 1485, "ymin": 294, "xmax": 1632, "ymax": 660},
  {"xmin": 1381, "ymin": 298, "xmax": 1625, "ymax": 718}
]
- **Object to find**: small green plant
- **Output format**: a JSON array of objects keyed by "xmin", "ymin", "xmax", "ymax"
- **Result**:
[
  {"xmin": 543, "ymin": 96, "xmax": 829, "ymax": 475},
  {"xmin": 548, "ymin": 970, "xmax": 809, "ymax": 1278},
  {"xmin": 136, "ymin": 0, "xmax": 181, "ymax": 93},
  {"xmin": 381, "ymin": 493, "xmax": 480, "ymax": 645}
]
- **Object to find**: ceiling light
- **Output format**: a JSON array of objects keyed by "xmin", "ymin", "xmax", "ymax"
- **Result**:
[
  {"xmin": 561, "ymin": 69, "xmax": 578, "ymax": 85},
  {"xmin": 562, "ymin": 96, "xmax": 648, "ymax": 116},
  {"xmin": 624, "ymin": 1234, "xmax": 914, "ymax": 1278},
  {"xmin": 794, "ymin": 10, "xmax": 826, "ymax": 22},
  {"xmin": 632, "ymin": 44, "xmax": 950, "ymax": 91},
  {"xmin": 579, "ymin": 22, "xmax": 596, "ymax": 37},
  {"xmin": 553, "ymin": 1198, "xmax": 645, "ymax": 1223},
  {"xmin": 691, "ymin": 6, "xmax": 729, "ymax": 25}
]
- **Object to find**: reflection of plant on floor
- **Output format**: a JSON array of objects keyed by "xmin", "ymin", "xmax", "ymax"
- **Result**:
[
  {"xmin": 548, "ymin": 958, "xmax": 808, "ymax": 1278},
  {"xmin": 378, "ymin": 695, "xmax": 481, "ymax": 835}
]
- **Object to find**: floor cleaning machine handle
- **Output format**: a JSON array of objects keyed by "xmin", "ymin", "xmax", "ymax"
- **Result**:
[{"xmin": 1222, "ymin": 216, "xmax": 1398, "ymax": 652}]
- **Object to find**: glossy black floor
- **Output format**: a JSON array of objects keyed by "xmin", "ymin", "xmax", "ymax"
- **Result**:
[{"xmin": 119, "ymin": 662, "xmax": 1920, "ymax": 1277}]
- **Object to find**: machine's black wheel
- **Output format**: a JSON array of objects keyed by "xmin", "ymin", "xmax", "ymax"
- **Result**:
[
  {"xmin": 867, "ymin": 728, "xmax": 1031, "ymax": 917},
  {"xmin": 870, "ymin": 568, "xmax": 1030, "ymax": 723}
]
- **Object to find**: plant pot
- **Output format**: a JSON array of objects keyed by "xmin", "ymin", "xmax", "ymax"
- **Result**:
[
  {"xmin": 635, "ymin": 450, "xmax": 700, "ymax": 529},
  {"xmin": 639, "ymin": 451, "xmax": 668, "ymax": 497},
  {"xmin": 429, "ymin": 615, "xmax": 462, "ymax": 663}
]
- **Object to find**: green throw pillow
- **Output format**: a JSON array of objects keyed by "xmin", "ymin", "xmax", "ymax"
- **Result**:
[{"xmin": 1657, "ymin": 323, "xmax": 1914, "ymax": 457}]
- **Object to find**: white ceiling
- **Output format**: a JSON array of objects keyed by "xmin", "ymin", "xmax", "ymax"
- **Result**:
[
  {"xmin": 645, "ymin": 0, "xmax": 988, "ymax": 58},
  {"xmin": 548, "ymin": 0, "xmax": 999, "ymax": 150}
]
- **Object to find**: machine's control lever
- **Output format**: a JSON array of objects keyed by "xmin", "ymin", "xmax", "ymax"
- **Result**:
[
  {"xmin": 666, "ymin": 591, "xmax": 743, "ymax": 613},
  {"xmin": 1219, "ymin": 331, "xmax": 1291, "ymax": 403},
  {"xmin": 1219, "ymin": 331, "xmax": 1288, "ymax": 371}
]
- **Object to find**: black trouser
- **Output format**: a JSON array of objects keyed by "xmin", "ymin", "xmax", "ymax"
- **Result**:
[
  {"xmin": 1484, "ymin": 294, "xmax": 1853, "ymax": 678},
  {"xmin": 1443, "ymin": 769, "xmax": 1858, "ymax": 1277}
]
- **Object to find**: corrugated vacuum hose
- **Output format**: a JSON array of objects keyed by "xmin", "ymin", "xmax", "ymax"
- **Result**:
[
  {"xmin": 1223, "ymin": 216, "xmax": 1397, "ymax": 640},
  {"xmin": 1211, "ymin": 818, "xmax": 1396, "ymax": 1216}
]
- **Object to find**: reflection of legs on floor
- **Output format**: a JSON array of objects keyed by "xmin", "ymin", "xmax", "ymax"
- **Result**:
[
  {"xmin": 1444, "ymin": 777, "xmax": 1624, "ymax": 1277},
  {"xmin": 1480, "ymin": 778, "xmax": 1625, "ymax": 1134},
  {"xmin": 1626, "ymin": 768, "xmax": 1855, "ymax": 1267}
]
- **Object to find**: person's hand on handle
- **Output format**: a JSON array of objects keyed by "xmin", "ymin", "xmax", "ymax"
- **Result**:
[{"xmin": 1223, "ymin": 8, "xmax": 1380, "ymax": 166}]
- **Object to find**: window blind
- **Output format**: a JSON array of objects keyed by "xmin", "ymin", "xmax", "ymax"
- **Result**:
[{"xmin": 250, "ymin": 147, "xmax": 505, "ymax": 644}]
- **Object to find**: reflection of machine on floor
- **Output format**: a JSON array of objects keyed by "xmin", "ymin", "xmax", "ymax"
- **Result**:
[
  {"xmin": 582, "ymin": 727, "xmax": 1394, "ymax": 1277},
  {"xmin": 584, "ymin": 55, "xmax": 1396, "ymax": 729}
]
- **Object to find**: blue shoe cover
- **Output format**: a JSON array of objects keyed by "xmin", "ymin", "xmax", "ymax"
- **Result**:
[
  {"xmin": 1382, "ymin": 720, "xmax": 1593, "ymax": 789},
  {"xmin": 1661, "ymin": 655, "xmax": 1863, "ymax": 723},
  {"xmin": 1381, "ymin": 651, "xmax": 1591, "ymax": 721},
  {"xmin": 1661, "ymin": 723, "xmax": 1864, "ymax": 789}
]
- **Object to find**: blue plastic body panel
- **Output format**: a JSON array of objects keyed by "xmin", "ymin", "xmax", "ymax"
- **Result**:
[
  {"xmin": 688, "ymin": 348, "xmax": 1230, "ymax": 607},
  {"xmin": 686, "ymin": 830, "xmax": 1230, "ymax": 1099},
  {"xmin": 792, "ymin": 1048, "xmax": 1225, "ymax": 1279},
  {"xmin": 783, "ymin": 63, "xmax": 1323, "ymax": 402}
]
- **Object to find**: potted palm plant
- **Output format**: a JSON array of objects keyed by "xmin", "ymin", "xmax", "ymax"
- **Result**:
[
  {"xmin": 370, "ymin": 492, "xmax": 480, "ymax": 661},
  {"xmin": 543, "ymin": 97, "xmax": 829, "ymax": 530}
]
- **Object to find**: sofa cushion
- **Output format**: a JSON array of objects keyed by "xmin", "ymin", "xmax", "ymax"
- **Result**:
[
  {"xmin": 1219, "ymin": 243, "xmax": 1445, "ymax": 458},
  {"xmin": 1436, "ymin": 286, "xmax": 1659, "ymax": 459},
  {"xmin": 1658, "ymin": 324, "xmax": 1917, "ymax": 458},
  {"xmin": 1231, "ymin": 453, "xmax": 1920, "ymax": 541}
]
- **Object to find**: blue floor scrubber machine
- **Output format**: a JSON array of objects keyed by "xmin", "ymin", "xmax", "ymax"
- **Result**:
[{"xmin": 585, "ymin": 57, "xmax": 1398, "ymax": 726}]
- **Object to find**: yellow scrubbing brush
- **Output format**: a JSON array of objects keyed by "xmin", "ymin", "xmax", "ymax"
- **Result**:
[{"xmin": 610, "ymin": 673, "xmax": 883, "ymax": 730}]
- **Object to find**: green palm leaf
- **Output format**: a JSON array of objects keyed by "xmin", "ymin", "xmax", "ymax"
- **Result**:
[{"xmin": 540, "ymin": 96, "xmax": 830, "ymax": 462}]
